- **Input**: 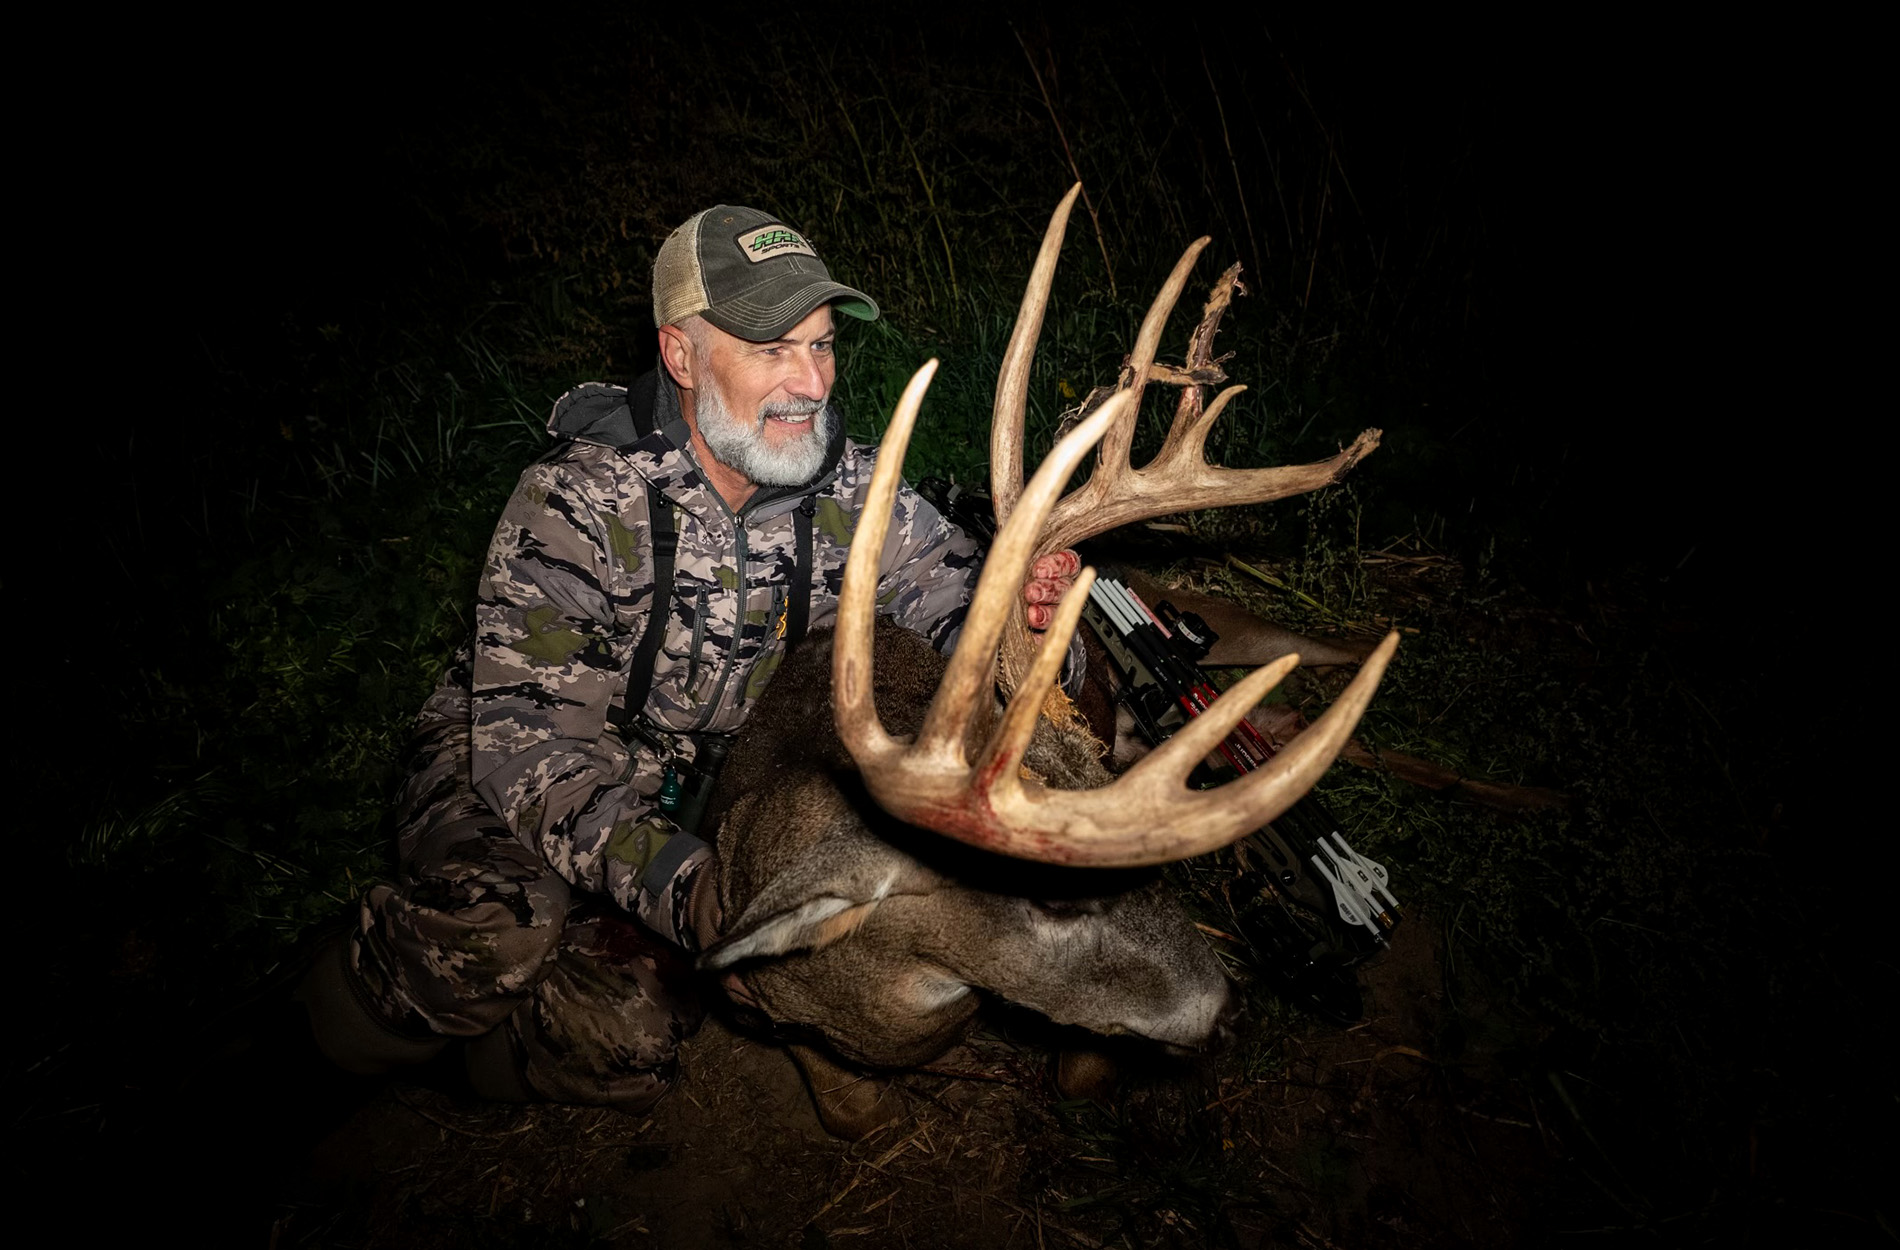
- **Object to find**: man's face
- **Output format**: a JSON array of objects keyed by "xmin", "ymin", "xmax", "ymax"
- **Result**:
[{"xmin": 693, "ymin": 305, "xmax": 838, "ymax": 488}]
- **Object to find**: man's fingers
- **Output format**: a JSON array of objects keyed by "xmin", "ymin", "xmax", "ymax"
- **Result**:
[
  {"xmin": 1023, "ymin": 550, "xmax": 1080, "ymax": 632},
  {"xmin": 1031, "ymin": 550, "xmax": 1082, "ymax": 581},
  {"xmin": 1022, "ymin": 576, "xmax": 1074, "ymax": 606}
]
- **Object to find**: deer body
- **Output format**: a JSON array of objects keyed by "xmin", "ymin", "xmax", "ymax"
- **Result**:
[{"xmin": 704, "ymin": 620, "xmax": 1235, "ymax": 1070}]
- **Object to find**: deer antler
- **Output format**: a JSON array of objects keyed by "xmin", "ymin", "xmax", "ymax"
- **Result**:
[
  {"xmin": 835, "ymin": 359, "xmax": 1399, "ymax": 869},
  {"xmin": 991, "ymin": 186, "xmax": 1382, "ymax": 691}
]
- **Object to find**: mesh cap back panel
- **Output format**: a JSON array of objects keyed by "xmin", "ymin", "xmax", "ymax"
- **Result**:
[{"xmin": 652, "ymin": 210, "xmax": 712, "ymax": 327}]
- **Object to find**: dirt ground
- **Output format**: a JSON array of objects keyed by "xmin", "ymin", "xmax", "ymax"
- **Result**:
[{"xmin": 258, "ymin": 905, "xmax": 1552, "ymax": 1250}]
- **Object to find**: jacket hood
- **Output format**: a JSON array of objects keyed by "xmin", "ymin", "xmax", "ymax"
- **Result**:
[{"xmin": 546, "ymin": 370, "xmax": 846, "ymax": 514}]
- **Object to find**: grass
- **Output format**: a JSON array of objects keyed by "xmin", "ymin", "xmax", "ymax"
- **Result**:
[{"xmin": 61, "ymin": 327, "xmax": 552, "ymax": 994}]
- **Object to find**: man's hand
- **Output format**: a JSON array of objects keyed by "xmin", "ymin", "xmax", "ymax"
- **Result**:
[{"xmin": 1023, "ymin": 549, "xmax": 1081, "ymax": 636}]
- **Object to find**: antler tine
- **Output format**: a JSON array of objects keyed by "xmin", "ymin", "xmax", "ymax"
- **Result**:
[
  {"xmin": 913, "ymin": 394, "xmax": 1132, "ymax": 765},
  {"xmin": 1083, "ymin": 237, "xmax": 1212, "ymax": 501},
  {"xmin": 1078, "ymin": 629, "xmax": 1403, "ymax": 865},
  {"xmin": 1142, "ymin": 654, "xmax": 1304, "ymax": 778},
  {"xmin": 1157, "ymin": 382, "xmax": 1246, "ymax": 470},
  {"xmin": 834, "ymin": 359, "xmax": 940, "ymax": 766},
  {"xmin": 991, "ymin": 182, "xmax": 1084, "ymax": 534}
]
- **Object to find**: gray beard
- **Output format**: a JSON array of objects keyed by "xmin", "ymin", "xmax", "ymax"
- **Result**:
[{"xmin": 695, "ymin": 381, "xmax": 833, "ymax": 488}]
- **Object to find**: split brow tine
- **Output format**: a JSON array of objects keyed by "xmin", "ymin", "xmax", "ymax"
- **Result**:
[{"xmin": 912, "ymin": 394, "xmax": 1132, "ymax": 766}]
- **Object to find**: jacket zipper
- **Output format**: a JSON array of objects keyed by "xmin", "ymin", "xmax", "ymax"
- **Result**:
[{"xmin": 686, "ymin": 587, "xmax": 710, "ymax": 692}]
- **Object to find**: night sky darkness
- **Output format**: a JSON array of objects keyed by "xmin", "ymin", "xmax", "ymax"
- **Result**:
[{"xmin": 128, "ymin": 9, "xmax": 1799, "ymax": 603}]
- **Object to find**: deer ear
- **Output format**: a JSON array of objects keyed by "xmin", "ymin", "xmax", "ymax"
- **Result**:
[{"xmin": 698, "ymin": 844, "xmax": 936, "ymax": 971}]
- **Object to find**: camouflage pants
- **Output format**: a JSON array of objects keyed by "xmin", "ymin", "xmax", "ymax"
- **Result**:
[{"xmin": 346, "ymin": 711, "xmax": 705, "ymax": 1114}]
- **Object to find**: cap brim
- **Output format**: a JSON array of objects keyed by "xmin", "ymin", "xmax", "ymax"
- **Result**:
[{"xmin": 702, "ymin": 274, "xmax": 880, "ymax": 342}]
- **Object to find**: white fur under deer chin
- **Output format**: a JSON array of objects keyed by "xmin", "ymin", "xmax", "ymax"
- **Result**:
[{"xmin": 696, "ymin": 376, "xmax": 833, "ymax": 488}]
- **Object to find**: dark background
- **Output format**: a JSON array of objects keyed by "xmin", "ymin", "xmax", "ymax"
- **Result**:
[
  {"xmin": 119, "ymin": 8, "xmax": 1802, "ymax": 602},
  {"xmin": 30, "ymin": 4, "xmax": 1869, "ymax": 1244}
]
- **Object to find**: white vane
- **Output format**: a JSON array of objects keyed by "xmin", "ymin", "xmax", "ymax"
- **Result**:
[{"xmin": 1310, "ymin": 831, "xmax": 1401, "ymax": 942}]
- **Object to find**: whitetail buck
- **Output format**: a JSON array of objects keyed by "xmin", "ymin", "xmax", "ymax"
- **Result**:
[{"xmin": 697, "ymin": 187, "xmax": 1397, "ymax": 1137}]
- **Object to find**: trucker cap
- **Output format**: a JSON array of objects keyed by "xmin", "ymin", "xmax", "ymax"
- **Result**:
[{"xmin": 652, "ymin": 205, "xmax": 879, "ymax": 341}]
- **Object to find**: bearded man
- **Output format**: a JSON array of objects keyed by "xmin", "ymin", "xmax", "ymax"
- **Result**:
[{"xmin": 301, "ymin": 205, "xmax": 1079, "ymax": 1111}]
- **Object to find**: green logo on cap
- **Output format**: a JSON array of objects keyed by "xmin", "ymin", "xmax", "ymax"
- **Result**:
[{"xmin": 738, "ymin": 225, "xmax": 819, "ymax": 263}]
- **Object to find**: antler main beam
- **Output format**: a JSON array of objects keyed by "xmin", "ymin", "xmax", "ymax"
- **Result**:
[{"xmin": 836, "ymin": 357, "xmax": 1399, "ymax": 868}]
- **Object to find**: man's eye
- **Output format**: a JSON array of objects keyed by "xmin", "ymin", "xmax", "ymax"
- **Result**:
[{"xmin": 815, "ymin": 340, "xmax": 835, "ymax": 353}]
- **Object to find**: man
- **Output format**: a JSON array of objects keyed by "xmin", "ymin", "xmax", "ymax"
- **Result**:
[{"xmin": 301, "ymin": 205, "xmax": 1079, "ymax": 1111}]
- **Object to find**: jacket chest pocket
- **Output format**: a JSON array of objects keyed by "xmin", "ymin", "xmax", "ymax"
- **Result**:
[
  {"xmin": 685, "ymin": 587, "xmax": 712, "ymax": 689},
  {"xmin": 654, "ymin": 584, "xmax": 718, "ymax": 711}
]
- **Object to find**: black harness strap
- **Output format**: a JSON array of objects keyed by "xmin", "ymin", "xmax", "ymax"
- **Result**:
[
  {"xmin": 786, "ymin": 499, "xmax": 816, "ymax": 647},
  {"xmin": 608, "ymin": 479, "xmax": 676, "ymax": 738}
]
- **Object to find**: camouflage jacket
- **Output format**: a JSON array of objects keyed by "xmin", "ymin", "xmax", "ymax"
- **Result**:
[{"xmin": 441, "ymin": 370, "xmax": 983, "ymax": 916}]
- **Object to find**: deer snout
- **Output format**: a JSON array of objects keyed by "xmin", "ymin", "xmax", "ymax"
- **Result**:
[{"xmin": 1139, "ymin": 974, "xmax": 1241, "ymax": 1058}]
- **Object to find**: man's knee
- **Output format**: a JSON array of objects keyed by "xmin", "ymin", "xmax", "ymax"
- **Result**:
[
  {"xmin": 507, "ymin": 921, "xmax": 704, "ymax": 1115},
  {"xmin": 434, "ymin": 888, "xmax": 572, "ymax": 1002},
  {"xmin": 298, "ymin": 932, "xmax": 449, "ymax": 1076},
  {"xmin": 353, "ymin": 821, "xmax": 573, "ymax": 1037}
]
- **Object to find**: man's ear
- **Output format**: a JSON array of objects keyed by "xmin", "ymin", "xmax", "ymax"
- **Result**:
[{"xmin": 657, "ymin": 324, "xmax": 696, "ymax": 390}]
